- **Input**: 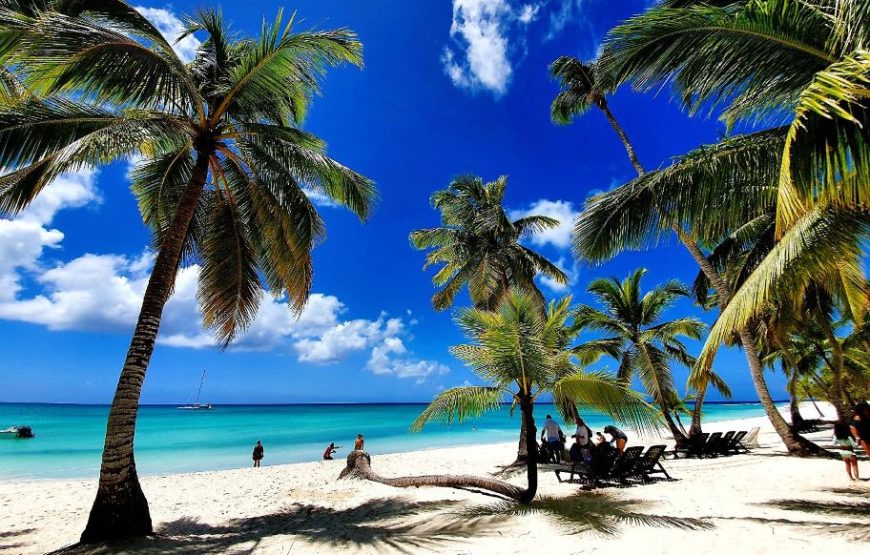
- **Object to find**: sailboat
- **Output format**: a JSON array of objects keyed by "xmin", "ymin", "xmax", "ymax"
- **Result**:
[{"xmin": 177, "ymin": 369, "xmax": 215, "ymax": 410}]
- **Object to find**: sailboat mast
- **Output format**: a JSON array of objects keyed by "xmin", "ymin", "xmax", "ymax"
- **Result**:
[{"xmin": 195, "ymin": 369, "xmax": 206, "ymax": 404}]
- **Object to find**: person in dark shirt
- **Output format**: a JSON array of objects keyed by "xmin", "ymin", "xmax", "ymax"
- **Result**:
[
  {"xmin": 323, "ymin": 442, "xmax": 339, "ymax": 460},
  {"xmin": 603, "ymin": 425, "xmax": 628, "ymax": 454},
  {"xmin": 850, "ymin": 402, "xmax": 870, "ymax": 460},
  {"xmin": 252, "ymin": 440, "xmax": 264, "ymax": 468}
]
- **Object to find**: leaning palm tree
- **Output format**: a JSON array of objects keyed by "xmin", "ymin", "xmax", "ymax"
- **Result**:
[
  {"xmin": 571, "ymin": 269, "xmax": 710, "ymax": 445},
  {"xmin": 550, "ymin": 52, "xmax": 733, "ymax": 438},
  {"xmin": 598, "ymin": 0, "xmax": 869, "ymax": 418},
  {"xmin": 410, "ymin": 175, "xmax": 567, "ymax": 311},
  {"xmin": 405, "ymin": 290, "xmax": 658, "ymax": 503},
  {"xmin": 0, "ymin": 4, "xmax": 374, "ymax": 542}
]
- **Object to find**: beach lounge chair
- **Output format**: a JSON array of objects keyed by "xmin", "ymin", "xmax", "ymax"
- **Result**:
[
  {"xmin": 600, "ymin": 446, "xmax": 644, "ymax": 486},
  {"xmin": 702, "ymin": 432, "xmax": 724, "ymax": 457},
  {"xmin": 716, "ymin": 431, "xmax": 735, "ymax": 455},
  {"xmin": 724, "ymin": 430, "xmax": 748, "ymax": 454},
  {"xmin": 670, "ymin": 432, "xmax": 708, "ymax": 459},
  {"xmin": 630, "ymin": 445, "xmax": 672, "ymax": 482},
  {"xmin": 741, "ymin": 427, "xmax": 760, "ymax": 450}
]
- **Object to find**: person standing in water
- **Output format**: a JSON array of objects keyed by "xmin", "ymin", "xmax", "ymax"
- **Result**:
[
  {"xmin": 252, "ymin": 440, "xmax": 264, "ymax": 467},
  {"xmin": 354, "ymin": 434, "xmax": 365, "ymax": 450}
]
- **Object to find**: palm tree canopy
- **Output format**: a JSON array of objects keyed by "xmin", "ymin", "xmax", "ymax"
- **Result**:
[
  {"xmin": 0, "ymin": 3, "xmax": 376, "ymax": 347},
  {"xmin": 411, "ymin": 289, "xmax": 660, "ymax": 434},
  {"xmin": 549, "ymin": 56, "xmax": 616, "ymax": 124},
  {"xmin": 572, "ymin": 268, "xmax": 706, "ymax": 407},
  {"xmin": 410, "ymin": 175, "xmax": 567, "ymax": 311}
]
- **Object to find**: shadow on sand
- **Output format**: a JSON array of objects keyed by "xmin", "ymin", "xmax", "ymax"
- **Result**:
[{"xmin": 48, "ymin": 498, "xmax": 503, "ymax": 555}]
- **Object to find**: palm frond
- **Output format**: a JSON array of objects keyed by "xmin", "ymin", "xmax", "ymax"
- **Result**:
[{"xmin": 409, "ymin": 386, "xmax": 505, "ymax": 432}]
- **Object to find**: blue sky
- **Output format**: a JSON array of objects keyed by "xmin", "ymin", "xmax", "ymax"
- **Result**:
[{"xmin": 0, "ymin": 0, "xmax": 789, "ymax": 404}]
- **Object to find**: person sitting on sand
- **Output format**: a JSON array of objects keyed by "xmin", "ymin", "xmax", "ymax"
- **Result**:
[
  {"xmin": 323, "ymin": 442, "xmax": 339, "ymax": 460},
  {"xmin": 833, "ymin": 423, "xmax": 859, "ymax": 481},
  {"xmin": 603, "ymin": 425, "xmax": 628, "ymax": 454},
  {"xmin": 850, "ymin": 402, "xmax": 870, "ymax": 460},
  {"xmin": 252, "ymin": 440, "xmax": 264, "ymax": 468},
  {"xmin": 354, "ymin": 434, "xmax": 365, "ymax": 450}
]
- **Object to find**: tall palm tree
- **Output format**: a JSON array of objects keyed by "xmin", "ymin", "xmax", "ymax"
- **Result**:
[
  {"xmin": 409, "ymin": 175, "xmax": 567, "ymax": 311},
  {"xmin": 571, "ymin": 268, "xmax": 710, "ymax": 445},
  {"xmin": 550, "ymin": 53, "xmax": 731, "ymax": 438},
  {"xmin": 411, "ymin": 290, "xmax": 658, "ymax": 503},
  {"xmin": 598, "ymin": 0, "xmax": 869, "ymax": 413},
  {"xmin": 0, "ymin": 4, "xmax": 375, "ymax": 542}
]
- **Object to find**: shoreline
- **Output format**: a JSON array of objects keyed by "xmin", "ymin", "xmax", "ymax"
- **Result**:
[{"xmin": 4, "ymin": 403, "xmax": 868, "ymax": 555}]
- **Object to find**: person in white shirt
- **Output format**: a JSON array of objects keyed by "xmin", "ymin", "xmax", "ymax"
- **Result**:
[{"xmin": 573, "ymin": 417, "xmax": 590, "ymax": 446}]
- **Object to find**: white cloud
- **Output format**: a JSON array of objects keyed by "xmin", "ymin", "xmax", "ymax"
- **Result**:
[
  {"xmin": 134, "ymin": 6, "xmax": 201, "ymax": 63},
  {"xmin": 367, "ymin": 336, "xmax": 451, "ymax": 383},
  {"xmin": 442, "ymin": 0, "xmax": 516, "ymax": 96},
  {"xmin": 510, "ymin": 199, "xmax": 580, "ymax": 249},
  {"xmin": 518, "ymin": 3, "xmax": 542, "ymax": 23}
]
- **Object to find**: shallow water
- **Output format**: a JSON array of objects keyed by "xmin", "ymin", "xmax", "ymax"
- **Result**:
[{"xmin": 0, "ymin": 402, "xmax": 774, "ymax": 479}]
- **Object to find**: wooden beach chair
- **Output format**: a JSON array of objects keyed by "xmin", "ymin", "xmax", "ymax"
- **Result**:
[
  {"xmin": 716, "ymin": 431, "xmax": 736, "ymax": 455},
  {"xmin": 741, "ymin": 427, "xmax": 760, "ymax": 450},
  {"xmin": 724, "ymin": 430, "xmax": 748, "ymax": 454},
  {"xmin": 670, "ymin": 432, "xmax": 708, "ymax": 459},
  {"xmin": 702, "ymin": 432, "xmax": 724, "ymax": 457},
  {"xmin": 630, "ymin": 445, "xmax": 672, "ymax": 482}
]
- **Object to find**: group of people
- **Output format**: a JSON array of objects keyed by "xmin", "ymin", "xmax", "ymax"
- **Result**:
[
  {"xmin": 250, "ymin": 433, "xmax": 367, "ymax": 467},
  {"xmin": 539, "ymin": 414, "xmax": 628, "ymax": 468},
  {"xmin": 833, "ymin": 401, "xmax": 870, "ymax": 480}
]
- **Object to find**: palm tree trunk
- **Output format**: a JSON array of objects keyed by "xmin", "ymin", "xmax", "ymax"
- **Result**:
[
  {"xmin": 807, "ymin": 392, "xmax": 825, "ymax": 417},
  {"xmin": 818, "ymin": 318, "xmax": 851, "ymax": 422},
  {"xmin": 516, "ymin": 414, "xmax": 529, "ymax": 462},
  {"xmin": 689, "ymin": 383, "xmax": 707, "ymax": 436},
  {"xmin": 80, "ymin": 153, "xmax": 210, "ymax": 543},
  {"xmin": 788, "ymin": 389, "xmax": 804, "ymax": 428},
  {"xmin": 737, "ymin": 329, "xmax": 827, "ymax": 456},
  {"xmin": 339, "ymin": 450, "xmax": 524, "ymax": 500},
  {"xmin": 598, "ymin": 100, "xmax": 644, "ymax": 176},
  {"xmin": 517, "ymin": 395, "xmax": 537, "ymax": 504}
]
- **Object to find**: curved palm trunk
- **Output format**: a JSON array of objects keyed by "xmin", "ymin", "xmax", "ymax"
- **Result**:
[
  {"xmin": 689, "ymin": 383, "xmax": 707, "ymax": 436},
  {"xmin": 81, "ymin": 154, "xmax": 210, "ymax": 543},
  {"xmin": 738, "ymin": 329, "xmax": 827, "ymax": 456},
  {"xmin": 341, "ymin": 395, "xmax": 539, "ymax": 504},
  {"xmin": 599, "ymin": 100, "xmax": 644, "ymax": 175},
  {"xmin": 339, "ymin": 450, "xmax": 524, "ymax": 500},
  {"xmin": 516, "ymin": 414, "xmax": 529, "ymax": 462},
  {"xmin": 788, "ymin": 387, "xmax": 805, "ymax": 428}
]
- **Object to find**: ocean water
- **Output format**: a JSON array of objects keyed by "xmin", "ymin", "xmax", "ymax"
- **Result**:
[{"xmin": 0, "ymin": 402, "xmax": 773, "ymax": 480}]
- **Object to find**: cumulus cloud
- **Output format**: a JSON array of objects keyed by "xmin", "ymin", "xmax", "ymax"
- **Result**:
[
  {"xmin": 0, "ymin": 167, "xmax": 447, "ymax": 382},
  {"xmin": 134, "ymin": 5, "xmax": 201, "ymax": 63},
  {"xmin": 510, "ymin": 199, "xmax": 580, "ymax": 249},
  {"xmin": 442, "ymin": 0, "xmax": 517, "ymax": 96}
]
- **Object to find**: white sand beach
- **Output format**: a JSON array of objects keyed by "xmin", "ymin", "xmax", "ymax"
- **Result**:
[{"xmin": 2, "ymin": 404, "xmax": 868, "ymax": 555}]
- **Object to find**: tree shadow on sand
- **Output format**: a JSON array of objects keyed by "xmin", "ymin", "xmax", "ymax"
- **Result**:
[
  {"xmin": 49, "ymin": 498, "xmax": 504, "ymax": 555},
  {"xmin": 464, "ymin": 491, "xmax": 714, "ymax": 537},
  {"xmin": 0, "ymin": 527, "xmax": 36, "ymax": 552}
]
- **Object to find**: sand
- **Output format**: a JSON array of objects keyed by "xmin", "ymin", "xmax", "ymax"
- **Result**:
[{"xmin": 1, "ymin": 403, "xmax": 868, "ymax": 554}]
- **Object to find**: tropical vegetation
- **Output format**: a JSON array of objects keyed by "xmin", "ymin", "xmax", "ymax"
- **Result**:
[
  {"xmin": 0, "ymin": 1, "xmax": 374, "ymax": 541},
  {"xmin": 571, "ymin": 268, "xmax": 722, "ymax": 446},
  {"xmin": 410, "ymin": 175, "xmax": 567, "ymax": 311},
  {"xmin": 561, "ymin": 0, "xmax": 868, "ymax": 455}
]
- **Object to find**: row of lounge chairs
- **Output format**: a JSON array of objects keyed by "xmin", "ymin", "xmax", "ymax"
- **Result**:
[
  {"xmin": 553, "ymin": 444, "xmax": 672, "ymax": 488},
  {"xmin": 666, "ymin": 430, "xmax": 753, "ymax": 459}
]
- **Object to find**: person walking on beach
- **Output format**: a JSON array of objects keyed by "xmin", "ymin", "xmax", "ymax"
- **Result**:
[
  {"xmin": 850, "ymin": 402, "xmax": 870, "ymax": 460},
  {"xmin": 252, "ymin": 440, "xmax": 264, "ymax": 468},
  {"xmin": 354, "ymin": 434, "xmax": 365, "ymax": 450},
  {"xmin": 323, "ymin": 442, "xmax": 339, "ymax": 460},
  {"xmin": 603, "ymin": 425, "xmax": 628, "ymax": 454},
  {"xmin": 833, "ymin": 423, "xmax": 859, "ymax": 480}
]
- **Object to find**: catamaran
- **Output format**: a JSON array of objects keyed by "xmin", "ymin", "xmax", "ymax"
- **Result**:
[{"xmin": 177, "ymin": 369, "xmax": 215, "ymax": 410}]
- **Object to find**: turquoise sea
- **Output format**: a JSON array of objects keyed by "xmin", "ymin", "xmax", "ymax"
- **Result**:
[{"xmin": 0, "ymin": 402, "xmax": 774, "ymax": 480}]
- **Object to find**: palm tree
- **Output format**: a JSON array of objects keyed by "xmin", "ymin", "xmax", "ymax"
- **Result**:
[
  {"xmin": 410, "ymin": 290, "xmax": 658, "ymax": 503},
  {"xmin": 409, "ymin": 175, "xmax": 567, "ymax": 311},
  {"xmin": 598, "ymin": 0, "xmax": 869, "ymax": 421},
  {"xmin": 0, "ymin": 4, "xmax": 375, "ymax": 542},
  {"xmin": 550, "ymin": 53, "xmax": 734, "ymax": 438},
  {"xmin": 571, "ymin": 269, "xmax": 708, "ymax": 445}
]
